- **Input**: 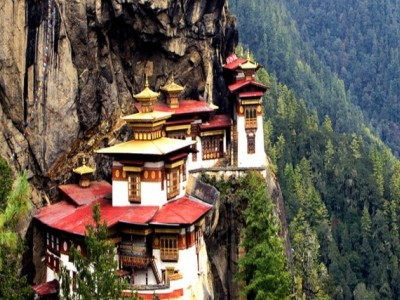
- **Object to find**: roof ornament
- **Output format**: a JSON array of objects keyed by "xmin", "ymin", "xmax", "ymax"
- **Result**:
[
  {"xmin": 73, "ymin": 157, "xmax": 96, "ymax": 188},
  {"xmin": 160, "ymin": 73, "xmax": 184, "ymax": 108},
  {"xmin": 133, "ymin": 74, "xmax": 160, "ymax": 113}
]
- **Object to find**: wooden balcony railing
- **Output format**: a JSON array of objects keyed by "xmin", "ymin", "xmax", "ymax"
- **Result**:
[{"xmin": 160, "ymin": 248, "xmax": 179, "ymax": 262}]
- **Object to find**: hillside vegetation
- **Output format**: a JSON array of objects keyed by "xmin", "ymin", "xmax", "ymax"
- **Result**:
[
  {"xmin": 229, "ymin": 2, "xmax": 400, "ymax": 297},
  {"xmin": 257, "ymin": 61, "xmax": 400, "ymax": 298}
]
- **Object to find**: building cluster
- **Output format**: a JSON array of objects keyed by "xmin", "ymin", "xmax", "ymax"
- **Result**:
[{"xmin": 32, "ymin": 53, "xmax": 268, "ymax": 299}]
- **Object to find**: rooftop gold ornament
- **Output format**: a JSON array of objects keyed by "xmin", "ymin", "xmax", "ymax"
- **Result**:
[
  {"xmin": 133, "ymin": 75, "xmax": 160, "ymax": 113},
  {"xmin": 73, "ymin": 158, "xmax": 96, "ymax": 188}
]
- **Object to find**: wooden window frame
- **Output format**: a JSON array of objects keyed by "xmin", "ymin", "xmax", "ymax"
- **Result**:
[
  {"xmin": 247, "ymin": 133, "xmax": 256, "ymax": 154},
  {"xmin": 128, "ymin": 173, "xmax": 141, "ymax": 203},
  {"xmin": 166, "ymin": 168, "xmax": 180, "ymax": 199},
  {"xmin": 192, "ymin": 143, "xmax": 198, "ymax": 161},
  {"xmin": 167, "ymin": 130, "xmax": 187, "ymax": 140},
  {"xmin": 182, "ymin": 161, "xmax": 187, "ymax": 182},
  {"xmin": 201, "ymin": 135, "xmax": 224, "ymax": 160},
  {"xmin": 244, "ymin": 106, "xmax": 257, "ymax": 129},
  {"xmin": 160, "ymin": 236, "xmax": 179, "ymax": 262}
]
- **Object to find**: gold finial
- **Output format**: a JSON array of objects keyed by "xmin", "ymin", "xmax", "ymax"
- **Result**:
[
  {"xmin": 82, "ymin": 157, "xmax": 86, "ymax": 166},
  {"xmin": 145, "ymin": 74, "xmax": 149, "ymax": 88},
  {"xmin": 246, "ymin": 50, "xmax": 250, "ymax": 60},
  {"xmin": 171, "ymin": 74, "xmax": 175, "ymax": 82}
]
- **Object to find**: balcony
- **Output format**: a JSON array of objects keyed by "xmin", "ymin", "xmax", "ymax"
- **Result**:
[
  {"xmin": 119, "ymin": 243, "xmax": 150, "ymax": 268},
  {"xmin": 160, "ymin": 247, "xmax": 179, "ymax": 262}
]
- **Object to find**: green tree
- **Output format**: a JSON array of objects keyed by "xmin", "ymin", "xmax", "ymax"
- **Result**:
[
  {"xmin": 60, "ymin": 204, "xmax": 132, "ymax": 300},
  {"xmin": 236, "ymin": 172, "xmax": 291, "ymax": 300},
  {"xmin": 0, "ymin": 156, "xmax": 13, "ymax": 209},
  {"xmin": 0, "ymin": 172, "xmax": 33, "ymax": 299},
  {"xmin": 290, "ymin": 210, "xmax": 330, "ymax": 299}
]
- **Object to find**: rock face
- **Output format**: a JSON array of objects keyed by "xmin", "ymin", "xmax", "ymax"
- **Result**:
[{"xmin": 0, "ymin": 0, "xmax": 237, "ymax": 200}]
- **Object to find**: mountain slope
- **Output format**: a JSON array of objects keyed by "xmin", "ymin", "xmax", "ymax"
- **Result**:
[
  {"xmin": 230, "ymin": 0, "xmax": 400, "ymax": 154},
  {"xmin": 285, "ymin": 0, "xmax": 400, "ymax": 154}
]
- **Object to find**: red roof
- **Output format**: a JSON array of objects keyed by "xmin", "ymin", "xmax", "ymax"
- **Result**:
[
  {"xmin": 165, "ymin": 118, "xmax": 195, "ymax": 126},
  {"xmin": 199, "ymin": 114, "xmax": 231, "ymax": 130},
  {"xmin": 228, "ymin": 80, "xmax": 269, "ymax": 93},
  {"xmin": 32, "ymin": 279, "xmax": 60, "ymax": 296},
  {"xmin": 59, "ymin": 180, "xmax": 112, "ymax": 206},
  {"xmin": 35, "ymin": 198, "xmax": 159, "ymax": 235},
  {"xmin": 238, "ymin": 91, "xmax": 265, "ymax": 98},
  {"xmin": 151, "ymin": 197, "xmax": 212, "ymax": 225},
  {"xmin": 223, "ymin": 58, "xmax": 247, "ymax": 71},
  {"xmin": 135, "ymin": 100, "xmax": 214, "ymax": 116}
]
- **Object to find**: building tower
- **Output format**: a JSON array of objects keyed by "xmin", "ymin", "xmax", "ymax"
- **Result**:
[{"xmin": 223, "ymin": 53, "xmax": 269, "ymax": 168}]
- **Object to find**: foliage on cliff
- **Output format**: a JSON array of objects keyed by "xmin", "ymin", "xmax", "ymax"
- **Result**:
[
  {"xmin": 231, "ymin": 0, "xmax": 400, "ymax": 157},
  {"xmin": 0, "ymin": 172, "xmax": 32, "ymax": 299},
  {"xmin": 0, "ymin": 156, "xmax": 13, "ymax": 210},
  {"xmin": 236, "ymin": 172, "xmax": 291, "ymax": 299},
  {"xmin": 202, "ymin": 172, "xmax": 291, "ymax": 299},
  {"xmin": 258, "ymin": 64, "xmax": 400, "ymax": 298},
  {"xmin": 283, "ymin": 0, "xmax": 400, "ymax": 155}
]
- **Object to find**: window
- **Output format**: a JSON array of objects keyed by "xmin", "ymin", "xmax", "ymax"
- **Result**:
[
  {"xmin": 201, "ymin": 135, "xmax": 224, "ymax": 160},
  {"xmin": 160, "ymin": 236, "xmax": 179, "ymax": 262},
  {"xmin": 128, "ymin": 173, "xmax": 141, "ymax": 203},
  {"xmin": 167, "ymin": 130, "xmax": 186, "ymax": 140},
  {"xmin": 182, "ymin": 161, "xmax": 187, "ymax": 182},
  {"xmin": 166, "ymin": 168, "xmax": 180, "ymax": 199},
  {"xmin": 245, "ymin": 106, "xmax": 257, "ymax": 129},
  {"xmin": 192, "ymin": 143, "xmax": 197, "ymax": 162},
  {"xmin": 247, "ymin": 133, "xmax": 255, "ymax": 154}
]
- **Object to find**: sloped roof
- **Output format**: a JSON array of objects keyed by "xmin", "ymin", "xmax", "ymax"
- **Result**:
[
  {"xmin": 32, "ymin": 279, "xmax": 60, "ymax": 296},
  {"xmin": 35, "ymin": 198, "xmax": 159, "ymax": 236},
  {"xmin": 228, "ymin": 80, "xmax": 269, "ymax": 93},
  {"xmin": 223, "ymin": 58, "xmax": 247, "ymax": 70},
  {"xmin": 199, "ymin": 114, "xmax": 231, "ymax": 130},
  {"xmin": 35, "ymin": 196, "xmax": 211, "ymax": 235},
  {"xmin": 160, "ymin": 81, "xmax": 184, "ymax": 93},
  {"xmin": 96, "ymin": 138, "xmax": 195, "ymax": 156},
  {"xmin": 151, "ymin": 197, "xmax": 212, "ymax": 225},
  {"xmin": 122, "ymin": 111, "xmax": 171, "ymax": 122},
  {"xmin": 135, "ymin": 100, "xmax": 214, "ymax": 116},
  {"xmin": 59, "ymin": 180, "xmax": 112, "ymax": 206}
]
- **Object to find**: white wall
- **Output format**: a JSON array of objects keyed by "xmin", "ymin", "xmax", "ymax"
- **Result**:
[
  {"xmin": 237, "ymin": 115, "xmax": 266, "ymax": 168},
  {"xmin": 112, "ymin": 180, "xmax": 129, "ymax": 206},
  {"xmin": 141, "ymin": 181, "xmax": 168, "ymax": 206}
]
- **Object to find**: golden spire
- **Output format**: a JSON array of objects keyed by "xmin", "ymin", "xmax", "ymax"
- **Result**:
[
  {"xmin": 133, "ymin": 75, "xmax": 159, "ymax": 113},
  {"xmin": 73, "ymin": 158, "xmax": 96, "ymax": 175},
  {"xmin": 160, "ymin": 74, "xmax": 184, "ymax": 108},
  {"xmin": 73, "ymin": 157, "xmax": 95, "ymax": 188},
  {"xmin": 240, "ymin": 53, "xmax": 258, "ymax": 70},
  {"xmin": 160, "ymin": 75, "xmax": 184, "ymax": 93}
]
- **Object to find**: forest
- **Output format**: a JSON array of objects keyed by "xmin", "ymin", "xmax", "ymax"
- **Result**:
[
  {"xmin": 230, "ymin": 0, "xmax": 400, "ymax": 154},
  {"xmin": 230, "ymin": 0, "xmax": 400, "ymax": 298}
]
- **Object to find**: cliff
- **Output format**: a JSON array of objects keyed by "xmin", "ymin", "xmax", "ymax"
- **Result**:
[{"xmin": 0, "ymin": 0, "xmax": 237, "ymax": 200}]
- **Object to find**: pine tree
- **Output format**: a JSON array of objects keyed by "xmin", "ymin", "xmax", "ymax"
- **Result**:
[
  {"xmin": 290, "ymin": 209, "xmax": 331, "ymax": 300},
  {"xmin": 236, "ymin": 172, "xmax": 291, "ymax": 300},
  {"xmin": 0, "ymin": 172, "xmax": 32, "ymax": 299},
  {"xmin": 60, "ymin": 204, "xmax": 133, "ymax": 300},
  {"xmin": 0, "ymin": 156, "xmax": 13, "ymax": 210}
]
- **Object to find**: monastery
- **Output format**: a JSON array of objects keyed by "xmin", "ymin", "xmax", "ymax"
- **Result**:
[{"xmin": 32, "ymin": 53, "xmax": 268, "ymax": 299}]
